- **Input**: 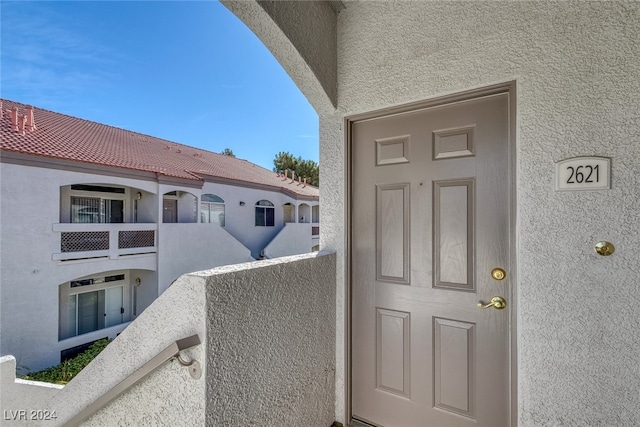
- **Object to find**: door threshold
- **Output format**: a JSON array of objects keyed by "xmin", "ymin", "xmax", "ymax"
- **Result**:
[{"xmin": 349, "ymin": 420, "xmax": 375, "ymax": 427}]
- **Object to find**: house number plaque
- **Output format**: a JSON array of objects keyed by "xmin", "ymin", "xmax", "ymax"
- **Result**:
[{"xmin": 555, "ymin": 157, "xmax": 610, "ymax": 191}]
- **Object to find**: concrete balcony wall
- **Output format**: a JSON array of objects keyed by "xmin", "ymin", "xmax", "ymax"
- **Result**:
[
  {"xmin": 4, "ymin": 252, "xmax": 336, "ymax": 426},
  {"xmin": 0, "ymin": 356, "xmax": 64, "ymax": 425},
  {"xmin": 202, "ymin": 251, "xmax": 336, "ymax": 426},
  {"xmin": 262, "ymin": 222, "xmax": 316, "ymax": 258}
]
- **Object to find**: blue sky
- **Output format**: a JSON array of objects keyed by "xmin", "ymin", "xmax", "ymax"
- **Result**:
[{"xmin": 0, "ymin": 1, "xmax": 319, "ymax": 170}]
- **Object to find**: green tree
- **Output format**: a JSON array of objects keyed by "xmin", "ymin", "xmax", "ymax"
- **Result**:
[
  {"xmin": 273, "ymin": 151, "xmax": 319, "ymax": 187},
  {"xmin": 220, "ymin": 148, "xmax": 235, "ymax": 157}
]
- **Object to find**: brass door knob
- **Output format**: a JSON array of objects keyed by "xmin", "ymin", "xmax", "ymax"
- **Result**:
[
  {"xmin": 477, "ymin": 296, "xmax": 507, "ymax": 310},
  {"xmin": 491, "ymin": 268, "xmax": 506, "ymax": 281}
]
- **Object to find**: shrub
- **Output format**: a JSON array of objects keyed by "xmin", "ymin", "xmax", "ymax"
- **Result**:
[{"xmin": 20, "ymin": 338, "xmax": 112, "ymax": 385}]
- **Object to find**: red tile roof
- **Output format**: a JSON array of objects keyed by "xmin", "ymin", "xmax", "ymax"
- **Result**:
[{"xmin": 0, "ymin": 99, "xmax": 318, "ymax": 198}]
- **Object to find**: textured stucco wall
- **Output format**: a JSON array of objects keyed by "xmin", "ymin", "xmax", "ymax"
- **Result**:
[
  {"xmin": 43, "ymin": 274, "xmax": 206, "ymax": 427},
  {"xmin": 200, "ymin": 252, "xmax": 336, "ymax": 426},
  {"xmin": 331, "ymin": 2, "xmax": 639, "ymax": 425}
]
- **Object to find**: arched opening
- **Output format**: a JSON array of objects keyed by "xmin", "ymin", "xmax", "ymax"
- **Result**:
[
  {"xmin": 298, "ymin": 203, "xmax": 311, "ymax": 223},
  {"xmin": 283, "ymin": 202, "xmax": 296, "ymax": 224},
  {"xmin": 162, "ymin": 191, "xmax": 197, "ymax": 223}
]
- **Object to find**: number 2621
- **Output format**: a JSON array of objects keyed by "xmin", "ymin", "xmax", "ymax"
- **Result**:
[{"xmin": 566, "ymin": 165, "xmax": 599, "ymax": 184}]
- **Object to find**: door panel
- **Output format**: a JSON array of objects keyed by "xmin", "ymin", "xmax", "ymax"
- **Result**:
[
  {"xmin": 376, "ymin": 184, "xmax": 410, "ymax": 283},
  {"xmin": 351, "ymin": 93, "xmax": 511, "ymax": 427},
  {"xmin": 433, "ymin": 179, "xmax": 474, "ymax": 290},
  {"xmin": 376, "ymin": 308, "xmax": 411, "ymax": 397},
  {"xmin": 433, "ymin": 317, "xmax": 475, "ymax": 417},
  {"xmin": 105, "ymin": 286, "xmax": 123, "ymax": 328}
]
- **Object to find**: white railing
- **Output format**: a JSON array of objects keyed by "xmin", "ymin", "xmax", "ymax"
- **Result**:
[{"xmin": 52, "ymin": 223, "xmax": 157, "ymax": 261}]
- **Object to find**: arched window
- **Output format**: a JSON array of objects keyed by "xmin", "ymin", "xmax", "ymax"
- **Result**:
[
  {"xmin": 201, "ymin": 194, "xmax": 225, "ymax": 226},
  {"xmin": 255, "ymin": 200, "xmax": 275, "ymax": 227}
]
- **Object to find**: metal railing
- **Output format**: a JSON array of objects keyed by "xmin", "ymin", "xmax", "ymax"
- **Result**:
[{"xmin": 63, "ymin": 335, "xmax": 201, "ymax": 427}]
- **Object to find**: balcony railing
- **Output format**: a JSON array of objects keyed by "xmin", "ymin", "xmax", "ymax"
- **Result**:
[{"xmin": 53, "ymin": 223, "xmax": 157, "ymax": 261}]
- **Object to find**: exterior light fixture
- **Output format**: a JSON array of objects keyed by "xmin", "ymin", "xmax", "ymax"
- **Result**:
[
  {"xmin": 136, "ymin": 192, "xmax": 143, "ymax": 200},
  {"xmin": 135, "ymin": 278, "xmax": 142, "ymax": 286},
  {"xmin": 239, "ymin": 201, "xmax": 245, "ymax": 206}
]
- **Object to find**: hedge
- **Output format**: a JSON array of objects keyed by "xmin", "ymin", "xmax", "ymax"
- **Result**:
[{"xmin": 20, "ymin": 338, "xmax": 112, "ymax": 385}]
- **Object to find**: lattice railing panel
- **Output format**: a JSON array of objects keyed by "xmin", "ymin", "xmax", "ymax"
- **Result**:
[
  {"xmin": 61, "ymin": 232, "xmax": 109, "ymax": 253},
  {"xmin": 118, "ymin": 230, "xmax": 155, "ymax": 249}
]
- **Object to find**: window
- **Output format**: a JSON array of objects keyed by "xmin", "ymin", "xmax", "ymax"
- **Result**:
[
  {"xmin": 60, "ymin": 274, "xmax": 127, "ymax": 340},
  {"xmin": 69, "ymin": 184, "xmax": 125, "ymax": 223},
  {"xmin": 255, "ymin": 200, "xmax": 275, "ymax": 226},
  {"xmin": 201, "ymin": 194, "xmax": 225, "ymax": 226}
]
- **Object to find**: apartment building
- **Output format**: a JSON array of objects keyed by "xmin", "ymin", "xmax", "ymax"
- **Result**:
[{"xmin": 0, "ymin": 99, "xmax": 319, "ymax": 372}]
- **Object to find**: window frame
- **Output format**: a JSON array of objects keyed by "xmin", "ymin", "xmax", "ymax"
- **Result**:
[
  {"xmin": 68, "ymin": 185, "xmax": 128, "ymax": 224},
  {"xmin": 201, "ymin": 194, "xmax": 225, "ymax": 226},
  {"xmin": 255, "ymin": 200, "xmax": 275, "ymax": 227},
  {"xmin": 59, "ymin": 273, "xmax": 129, "ymax": 340}
]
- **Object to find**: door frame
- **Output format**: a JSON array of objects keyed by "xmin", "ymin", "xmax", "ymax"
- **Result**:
[{"xmin": 345, "ymin": 81, "xmax": 518, "ymax": 426}]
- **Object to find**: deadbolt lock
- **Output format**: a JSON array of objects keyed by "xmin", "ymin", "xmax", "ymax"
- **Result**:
[
  {"xmin": 491, "ymin": 268, "xmax": 506, "ymax": 281},
  {"xmin": 594, "ymin": 241, "xmax": 615, "ymax": 256}
]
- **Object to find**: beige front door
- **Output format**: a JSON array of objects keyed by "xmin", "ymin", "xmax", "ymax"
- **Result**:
[{"xmin": 351, "ymin": 91, "xmax": 513, "ymax": 427}]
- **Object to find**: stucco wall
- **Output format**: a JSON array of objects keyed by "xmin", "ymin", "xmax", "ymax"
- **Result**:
[
  {"xmin": 325, "ymin": 2, "xmax": 639, "ymax": 425},
  {"xmin": 156, "ymin": 223, "xmax": 252, "ymax": 294},
  {"xmin": 199, "ymin": 251, "xmax": 336, "ymax": 426},
  {"xmin": 262, "ymin": 222, "xmax": 314, "ymax": 258},
  {"xmin": 0, "ymin": 355, "xmax": 64, "ymax": 426}
]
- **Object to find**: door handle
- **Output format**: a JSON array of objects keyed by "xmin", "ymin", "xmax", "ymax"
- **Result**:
[{"xmin": 477, "ymin": 296, "xmax": 507, "ymax": 310}]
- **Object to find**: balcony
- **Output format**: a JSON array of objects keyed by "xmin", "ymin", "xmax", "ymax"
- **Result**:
[{"xmin": 52, "ymin": 223, "xmax": 157, "ymax": 261}]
